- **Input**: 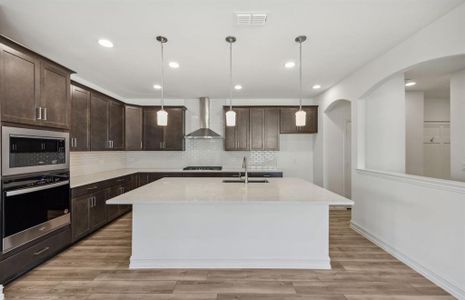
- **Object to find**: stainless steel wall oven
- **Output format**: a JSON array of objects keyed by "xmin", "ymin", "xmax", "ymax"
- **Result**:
[
  {"xmin": 1, "ymin": 171, "xmax": 70, "ymax": 253},
  {"xmin": 2, "ymin": 126, "xmax": 69, "ymax": 176}
]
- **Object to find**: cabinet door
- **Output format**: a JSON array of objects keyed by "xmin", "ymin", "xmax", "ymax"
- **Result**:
[
  {"xmin": 250, "ymin": 108, "xmax": 265, "ymax": 150},
  {"xmin": 235, "ymin": 108, "xmax": 250, "ymax": 150},
  {"xmin": 143, "ymin": 108, "xmax": 163, "ymax": 150},
  {"xmin": 105, "ymin": 186, "xmax": 122, "ymax": 221},
  {"xmin": 263, "ymin": 108, "xmax": 280, "ymax": 150},
  {"xmin": 0, "ymin": 44, "xmax": 40, "ymax": 125},
  {"xmin": 280, "ymin": 106, "xmax": 318, "ymax": 134},
  {"xmin": 298, "ymin": 106, "xmax": 318, "ymax": 134},
  {"xmin": 280, "ymin": 107, "xmax": 299, "ymax": 133},
  {"xmin": 71, "ymin": 194, "xmax": 90, "ymax": 241},
  {"xmin": 163, "ymin": 107, "xmax": 185, "ymax": 150},
  {"xmin": 125, "ymin": 105, "xmax": 143, "ymax": 150},
  {"xmin": 224, "ymin": 107, "xmax": 250, "ymax": 151},
  {"xmin": 109, "ymin": 100, "xmax": 124, "ymax": 150},
  {"xmin": 90, "ymin": 93, "xmax": 109, "ymax": 151},
  {"xmin": 90, "ymin": 190, "xmax": 106, "ymax": 230},
  {"xmin": 70, "ymin": 85, "xmax": 90, "ymax": 151},
  {"xmin": 39, "ymin": 61, "xmax": 70, "ymax": 129}
]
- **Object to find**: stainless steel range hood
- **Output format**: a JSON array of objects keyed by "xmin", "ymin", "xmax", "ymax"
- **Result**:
[{"xmin": 185, "ymin": 97, "xmax": 222, "ymax": 139}]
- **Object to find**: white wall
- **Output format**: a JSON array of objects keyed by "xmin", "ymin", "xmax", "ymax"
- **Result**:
[
  {"xmin": 450, "ymin": 69, "xmax": 465, "ymax": 181},
  {"xmin": 406, "ymin": 92, "xmax": 425, "ymax": 176},
  {"xmin": 315, "ymin": 3, "xmax": 465, "ymax": 299},
  {"xmin": 71, "ymin": 98, "xmax": 317, "ymax": 182},
  {"xmin": 365, "ymin": 74, "xmax": 406, "ymax": 173},
  {"xmin": 324, "ymin": 100, "xmax": 351, "ymax": 196},
  {"xmin": 424, "ymin": 98, "xmax": 450, "ymax": 122}
]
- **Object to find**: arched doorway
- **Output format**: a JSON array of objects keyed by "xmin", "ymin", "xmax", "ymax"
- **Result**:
[{"xmin": 324, "ymin": 99, "xmax": 352, "ymax": 198}]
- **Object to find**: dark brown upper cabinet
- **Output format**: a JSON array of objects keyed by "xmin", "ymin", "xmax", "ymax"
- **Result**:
[
  {"xmin": 0, "ymin": 39, "xmax": 72, "ymax": 129},
  {"xmin": 90, "ymin": 93, "xmax": 125, "ymax": 151},
  {"xmin": 280, "ymin": 106, "xmax": 318, "ymax": 134},
  {"xmin": 163, "ymin": 107, "xmax": 185, "ymax": 150},
  {"xmin": 224, "ymin": 107, "xmax": 250, "ymax": 151},
  {"xmin": 109, "ymin": 101, "xmax": 124, "ymax": 150},
  {"xmin": 38, "ymin": 61, "xmax": 71, "ymax": 129},
  {"xmin": 125, "ymin": 105, "xmax": 143, "ymax": 151},
  {"xmin": 90, "ymin": 93, "xmax": 110, "ymax": 151},
  {"xmin": 143, "ymin": 106, "xmax": 185, "ymax": 151},
  {"xmin": 250, "ymin": 107, "xmax": 280, "ymax": 151},
  {"xmin": 70, "ymin": 84, "xmax": 90, "ymax": 151}
]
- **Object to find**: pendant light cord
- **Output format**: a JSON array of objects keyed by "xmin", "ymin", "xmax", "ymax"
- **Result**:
[
  {"xmin": 160, "ymin": 40, "xmax": 165, "ymax": 110},
  {"xmin": 299, "ymin": 40, "xmax": 303, "ymax": 111},
  {"xmin": 229, "ymin": 41, "xmax": 233, "ymax": 111}
]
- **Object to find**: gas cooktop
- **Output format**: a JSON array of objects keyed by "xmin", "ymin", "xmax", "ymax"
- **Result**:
[{"xmin": 183, "ymin": 166, "xmax": 223, "ymax": 171}]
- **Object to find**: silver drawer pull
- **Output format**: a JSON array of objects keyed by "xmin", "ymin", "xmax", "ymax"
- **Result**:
[
  {"xmin": 33, "ymin": 246, "xmax": 50, "ymax": 256},
  {"xmin": 86, "ymin": 186, "xmax": 98, "ymax": 190}
]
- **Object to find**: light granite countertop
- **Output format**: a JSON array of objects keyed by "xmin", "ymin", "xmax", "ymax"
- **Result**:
[
  {"xmin": 70, "ymin": 168, "xmax": 282, "ymax": 188},
  {"xmin": 106, "ymin": 177, "xmax": 354, "ymax": 206}
]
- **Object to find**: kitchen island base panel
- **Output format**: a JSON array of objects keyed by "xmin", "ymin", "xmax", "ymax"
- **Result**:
[{"xmin": 130, "ymin": 203, "xmax": 330, "ymax": 269}]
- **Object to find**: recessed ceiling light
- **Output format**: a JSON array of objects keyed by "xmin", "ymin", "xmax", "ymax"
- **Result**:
[
  {"xmin": 153, "ymin": 84, "xmax": 162, "ymax": 90},
  {"xmin": 169, "ymin": 61, "xmax": 180, "ymax": 68},
  {"xmin": 98, "ymin": 39, "xmax": 114, "ymax": 48},
  {"xmin": 405, "ymin": 80, "xmax": 416, "ymax": 87},
  {"xmin": 312, "ymin": 84, "xmax": 321, "ymax": 90},
  {"xmin": 284, "ymin": 61, "xmax": 295, "ymax": 69},
  {"xmin": 234, "ymin": 84, "xmax": 242, "ymax": 90}
]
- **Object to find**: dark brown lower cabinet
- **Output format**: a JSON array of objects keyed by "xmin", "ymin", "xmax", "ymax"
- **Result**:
[
  {"xmin": 71, "ymin": 194, "xmax": 91, "ymax": 241},
  {"xmin": 0, "ymin": 227, "xmax": 71, "ymax": 284},
  {"xmin": 89, "ymin": 190, "xmax": 107, "ymax": 230}
]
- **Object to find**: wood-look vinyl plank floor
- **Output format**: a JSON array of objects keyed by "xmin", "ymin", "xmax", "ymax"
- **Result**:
[{"xmin": 4, "ymin": 210, "xmax": 453, "ymax": 300}]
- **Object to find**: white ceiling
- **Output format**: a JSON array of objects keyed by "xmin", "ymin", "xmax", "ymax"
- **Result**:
[
  {"xmin": 405, "ymin": 55, "xmax": 465, "ymax": 98},
  {"xmin": 0, "ymin": 0, "xmax": 463, "ymax": 101}
]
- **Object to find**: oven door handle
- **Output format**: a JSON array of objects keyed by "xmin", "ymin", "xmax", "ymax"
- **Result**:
[{"xmin": 5, "ymin": 180, "xmax": 70, "ymax": 197}]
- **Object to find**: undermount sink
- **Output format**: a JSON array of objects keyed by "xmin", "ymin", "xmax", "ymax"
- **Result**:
[{"xmin": 222, "ymin": 179, "xmax": 269, "ymax": 183}]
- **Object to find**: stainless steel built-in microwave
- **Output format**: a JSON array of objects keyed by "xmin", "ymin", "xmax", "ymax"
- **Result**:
[{"xmin": 2, "ymin": 126, "xmax": 69, "ymax": 176}]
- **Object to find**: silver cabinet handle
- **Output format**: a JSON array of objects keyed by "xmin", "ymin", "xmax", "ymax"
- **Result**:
[
  {"xmin": 6, "ymin": 181, "xmax": 70, "ymax": 197},
  {"xmin": 75, "ymin": 138, "xmax": 78, "ymax": 148},
  {"xmin": 36, "ymin": 107, "xmax": 42, "ymax": 120},
  {"xmin": 140, "ymin": 141, "xmax": 143, "ymax": 149},
  {"xmin": 33, "ymin": 246, "xmax": 50, "ymax": 256},
  {"xmin": 111, "ymin": 140, "xmax": 114, "ymax": 148},
  {"xmin": 43, "ymin": 107, "xmax": 47, "ymax": 121}
]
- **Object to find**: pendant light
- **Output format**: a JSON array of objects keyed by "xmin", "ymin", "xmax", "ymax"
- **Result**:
[
  {"xmin": 295, "ymin": 35, "xmax": 307, "ymax": 127},
  {"xmin": 156, "ymin": 35, "xmax": 168, "ymax": 126},
  {"xmin": 225, "ymin": 36, "xmax": 237, "ymax": 127}
]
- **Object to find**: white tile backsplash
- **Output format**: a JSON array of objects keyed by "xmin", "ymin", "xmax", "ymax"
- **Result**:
[{"xmin": 70, "ymin": 151, "xmax": 127, "ymax": 177}]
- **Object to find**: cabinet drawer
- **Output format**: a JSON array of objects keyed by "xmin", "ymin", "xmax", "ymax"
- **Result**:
[
  {"xmin": 0, "ymin": 227, "xmax": 71, "ymax": 284},
  {"xmin": 72, "ymin": 182, "xmax": 102, "ymax": 198}
]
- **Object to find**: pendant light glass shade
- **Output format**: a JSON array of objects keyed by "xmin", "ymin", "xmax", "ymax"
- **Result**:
[
  {"xmin": 157, "ymin": 109, "xmax": 168, "ymax": 126},
  {"xmin": 295, "ymin": 109, "xmax": 306, "ymax": 127},
  {"xmin": 226, "ymin": 110, "xmax": 236, "ymax": 127},
  {"xmin": 225, "ymin": 36, "xmax": 236, "ymax": 127},
  {"xmin": 295, "ymin": 35, "xmax": 307, "ymax": 127},
  {"xmin": 156, "ymin": 36, "xmax": 168, "ymax": 126}
]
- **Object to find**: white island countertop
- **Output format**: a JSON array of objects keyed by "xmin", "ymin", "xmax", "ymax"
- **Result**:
[{"xmin": 106, "ymin": 177, "xmax": 353, "ymax": 206}]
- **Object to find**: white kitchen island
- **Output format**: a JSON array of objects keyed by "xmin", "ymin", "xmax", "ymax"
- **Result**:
[{"xmin": 106, "ymin": 177, "xmax": 353, "ymax": 269}]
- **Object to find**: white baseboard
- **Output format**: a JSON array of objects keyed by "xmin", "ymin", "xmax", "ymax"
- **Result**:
[
  {"xmin": 351, "ymin": 221, "xmax": 465, "ymax": 300},
  {"xmin": 0, "ymin": 284, "xmax": 3, "ymax": 300},
  {"xmin": 130, "ymin": 257, "xmax": 331, "ymax": 270}
]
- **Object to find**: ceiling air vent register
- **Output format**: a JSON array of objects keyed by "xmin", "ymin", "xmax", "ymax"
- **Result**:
[{"xmin": 235, "ymin": 12, "xmax": 267, "ymax": 26}]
